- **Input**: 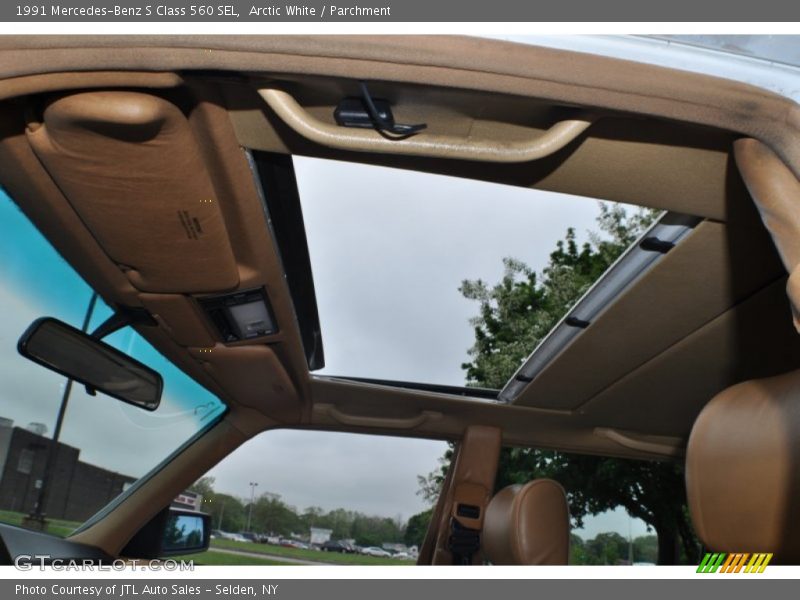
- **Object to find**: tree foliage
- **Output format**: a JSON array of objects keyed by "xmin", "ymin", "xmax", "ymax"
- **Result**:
[
  {"xmin": 570, "ymin": 532, "xmax": 658, "ymax": 565},
  {"xmin": 404, "ymin": 509, "xmax": 433, "ymax": 548},
  {"xmin": 189, "ymin": 478, "xmax": 406, "ymax": 547},
  {"xmin": 450, "ymin": 203, "xmax": 700, "ymax": 564},
  {"xmin": 460, "ymin": 203, "xmax": 656, "ymax": 388}
]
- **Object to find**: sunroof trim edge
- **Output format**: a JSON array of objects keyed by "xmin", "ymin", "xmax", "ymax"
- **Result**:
[{"xmin": 500, "ymin": 211, "xmax": 702, "ymax": 404}]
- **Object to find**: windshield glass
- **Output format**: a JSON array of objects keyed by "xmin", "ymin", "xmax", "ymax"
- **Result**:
[{"xmin": 0, "ymin": 188, "xmax": 226, "ymax": 537}]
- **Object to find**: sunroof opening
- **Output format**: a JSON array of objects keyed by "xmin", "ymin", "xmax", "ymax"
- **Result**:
[{"xmin": 291, "ymin": 155, "xmax": 665, "ymax": 395}]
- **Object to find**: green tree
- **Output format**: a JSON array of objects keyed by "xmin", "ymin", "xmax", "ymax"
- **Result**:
[
  {"xmin": 163, "ymin": 515, "xmax": 186, "ymax": 548},
  {"xmin": 323, "ymin": 508, "xmax": 358, "ymax": 540},
  {"xmin": 299, "ymin": 506, "xmax": 325, "ymax": 530},
  {"xmin": 251, "ymin": 494, "xmax": 301, "ymax": 536},
  {"xmin": 453, "ymin": 203, "xmax": 699, "ymax": 565},
  {"xmin": 189, "ymin": 476, "xmax": 215, "ymax": 498},
  {"xmin": 633, "ymin": 534, "xmax": 658, "ymax": 564},
  {"xmin": 404, "ymin": 509, "xmax": 433, "ymax": 548},
  {"xmin": 190, "ymin": 477, "xmax": 414, "ymax": 547},
  {"xmin": 569, "ymin": 533, "xmax": 589, "ymax": 565},
  {"xmin": 206, "ymin": 493, "xmax": 246, "ymax": 532},
  {"xmin": 585, "ymin": 532, "xmax": 629, "ymax": 565}
]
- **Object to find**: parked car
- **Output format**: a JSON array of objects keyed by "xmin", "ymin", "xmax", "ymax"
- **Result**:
[
  {"xmin": 340, "ymin": 541, "xmax": 358, "ymax": 554},
  {"xmin": 362, "ymin": 546, "xmax": 392, "ymax": 558},
  {"xmin": 320, "ymin": 540, "xmax": 349, "ymax": 553}
]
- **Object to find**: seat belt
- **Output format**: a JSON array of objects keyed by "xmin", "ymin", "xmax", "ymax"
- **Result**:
[
  {"xmin": 427, "ymin": 425, "xmax": 501, "ymax": 565},
  {"xmin": 448, "ymin": 518, "xmax": 481, "ymax": 565}
]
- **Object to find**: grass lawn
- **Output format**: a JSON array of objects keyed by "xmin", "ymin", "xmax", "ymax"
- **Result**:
[
  {"xmin": 171, "ymin": 550, "xmax": 289, "ymax": 566},
  {"xmin": 0, "ymin": 509, "xmax": 81, "ymax": 538},
  {"xmin": 211, "ymin": 539, "xmax": 413, "ymax": 566},
  {"xmin": 0, "ymin": 510, "xmax": 413, "ymax": 566}
]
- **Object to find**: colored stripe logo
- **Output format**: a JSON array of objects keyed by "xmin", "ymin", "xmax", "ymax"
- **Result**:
[{"xmin": 697, "ymin": 552, "xmax": 772, "ymax": 573}]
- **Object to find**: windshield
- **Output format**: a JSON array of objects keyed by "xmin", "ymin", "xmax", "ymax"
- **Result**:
[{"xmin": 0, "ymin": 188, "xmax": 226, "ymax": 537}]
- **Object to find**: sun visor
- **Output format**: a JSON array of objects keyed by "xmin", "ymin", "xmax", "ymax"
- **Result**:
[
  {"xmin": 26, "ymin": 90, "xmax": 240, "ymax": 293},
  {"xmin": 734, "ymin": 138, "xmax": 800, "ymax": 333}
]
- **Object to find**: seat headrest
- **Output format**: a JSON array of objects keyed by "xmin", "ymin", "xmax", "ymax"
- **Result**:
[
  {"xmin": 482, "ymin": 479, "xmax": 570, "ymax": 565},
  {"xmin": 686, "ymin": 369, "xmax": 800, "ymax": 563}
]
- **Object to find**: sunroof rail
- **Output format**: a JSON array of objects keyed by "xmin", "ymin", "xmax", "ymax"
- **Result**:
[
  {"xmin": 248, "ymin": 150, "xmax": 325, "ymax": 371},
  {"xmin": 321, "ymin": 376, "xmax": 500, "ymax": 401},
  {"xmin": 499, "ymin": 212, "xmax": 701, "ymax": 404}
]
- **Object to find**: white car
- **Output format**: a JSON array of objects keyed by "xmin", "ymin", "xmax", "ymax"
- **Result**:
[
  {"xmin": 217, "ymin": 531, "xmax": 248, "ymax": 543},
  {"xmin": 362, "ymin": 546, "xmax": 392, "ymax": 558}
]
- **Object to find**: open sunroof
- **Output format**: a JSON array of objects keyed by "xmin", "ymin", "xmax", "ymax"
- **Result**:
[{"xmin": 264, "ymin": 154, "xmax": 671, "ymax": 402}]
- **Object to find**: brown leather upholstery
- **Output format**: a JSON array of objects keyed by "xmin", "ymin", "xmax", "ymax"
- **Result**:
[
  {"xmin": 482, "ymin": 480, "xmax": 570, "ymax": 565},
  {"xmin": 422, "ymin": 425, "xmax": 501, "ymax": 565},
  {"xmin": 27, "ymin": 90, "xmax": 240, "ymax": 293},
  {"xmin": 686, "ymin": 369, "xmax": 800, "ymax": 563}
]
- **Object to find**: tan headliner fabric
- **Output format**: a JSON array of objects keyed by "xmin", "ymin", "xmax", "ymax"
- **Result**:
[
  {"xmin": 0, "ymin": 36, "xmax": 798, "ymax": 175},
  {"xmin": 138, "ymin": 294, "xmax": 217, "ymax": 348},
  {"xmin": 0, "ymin": 71, "xmax": 182, "ymax": 102},
  {"xmin": 232, "ymin": 88, "xmax": 738, "ymax": 222},
  {"xmin": 189, "ymin": 344, "xmax": 300, "ymax": 424},
  {"xmin": 515, "ymin": 216, "xmax": 785, "ymax": 411},
  {"xmin": 0, "ymin": 38, "xmax": 798, "ymax": 461},
  {"xmin": 27, "ymin": 90, "xmax": 240, "ymax": 293},
  {"xmin": 578, "ymin": 278, "xmax": 800, "ymax": 437}
]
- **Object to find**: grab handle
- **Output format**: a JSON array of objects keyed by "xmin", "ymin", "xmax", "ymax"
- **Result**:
[
  {"xmin": 258, "ymin": 87, "xmax": 595, "ymax": 163},
  {"xmin": 314, "ymin": 403, "xmax": 442, "ymax": 429}
]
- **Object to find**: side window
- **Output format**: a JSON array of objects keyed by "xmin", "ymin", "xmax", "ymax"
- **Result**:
[{"xmin": 182, "ymin": 430, "xmax": 446, "ymax": 565}]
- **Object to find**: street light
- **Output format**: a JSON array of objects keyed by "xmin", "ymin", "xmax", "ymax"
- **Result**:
[
  {"xmin": 217, "ymin": 498, "xmax": 226, "ymax": 531},
  {"xmin": 246, "ymin": 482, "xmax": 258, "ymax": 532},
  {"xmin": 24, "ymin": 292, "xmax": 98, "ymax": 531}
]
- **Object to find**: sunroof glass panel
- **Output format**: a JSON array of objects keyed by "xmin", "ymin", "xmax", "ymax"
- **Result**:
[{"xmin": 293, "ymin": 155, "xmax": 652, "ymax": 391}]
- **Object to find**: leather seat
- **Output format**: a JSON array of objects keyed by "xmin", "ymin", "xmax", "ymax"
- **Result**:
[
  {"xmin": 686, "ymin": 369, "xmax": 800, "ymax": 563},
  {"xmin": 481, "ymin": 479, "xmax": 570, "ymax": 565}
]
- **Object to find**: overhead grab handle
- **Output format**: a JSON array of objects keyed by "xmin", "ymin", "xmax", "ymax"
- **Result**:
[
  {"xmin": 339, "ymin": 81, "xmax": 428, "ymax": 137},
  {"xmin": 594, "ymin": 427, "xmax": 686, "ymax": 457},
  {"xmin": 257, "ymin": 86, "xmax": 596, "ymax": 163},
  {"xmin": 314, "ymin": 402, "xmax": 442, "ymax": 429}
]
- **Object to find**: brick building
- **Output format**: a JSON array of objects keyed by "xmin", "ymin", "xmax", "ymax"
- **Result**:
[{"xmin": 0, "ymin": 418, "xmax": 134, "ymax": 522}]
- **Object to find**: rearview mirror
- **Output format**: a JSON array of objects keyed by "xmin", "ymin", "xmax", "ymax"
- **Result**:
[{"xmin": 17, "ymin": 317, "xmax": 162, "ymax": 411}]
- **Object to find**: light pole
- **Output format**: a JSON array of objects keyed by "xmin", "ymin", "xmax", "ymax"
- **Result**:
[
  {"xmin": 218, "ymin": 499, "xmax": 226, "ymax": 531},
  {"xmin": 628, "ymin": 515, "xmax": 634, "ymax": 565},
  {"xmin": 246, "ymin": 482, "xmax": 258, "ymax": 532},
  {"xmin": 24, "ymin": 292, "xmax": 98, "ymax": 531}
]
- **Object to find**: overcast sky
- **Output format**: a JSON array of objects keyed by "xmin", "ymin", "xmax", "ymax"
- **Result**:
[{"xmin": 207, "ymin": 156, "xmax": 650, "ymax": 539}]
